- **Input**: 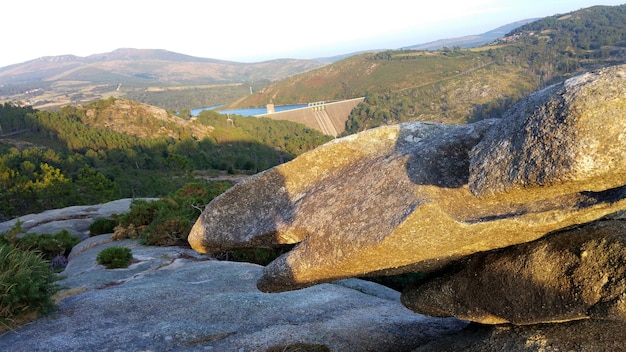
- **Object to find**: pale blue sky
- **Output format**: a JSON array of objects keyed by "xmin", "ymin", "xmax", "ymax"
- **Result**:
[{"xmin": 2, "ymin": 0, "xmax": 624, "ymax": 67}]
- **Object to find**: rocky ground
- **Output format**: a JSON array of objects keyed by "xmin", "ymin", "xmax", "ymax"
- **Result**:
[{"xmin": 0, "ymin": 200, "xmax": 465, "ymax": 352}]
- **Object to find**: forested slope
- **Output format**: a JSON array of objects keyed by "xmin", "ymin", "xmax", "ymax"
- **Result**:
[{"xmin": 0, "ymin": 100, "xmax": 332, "ymax": 219}]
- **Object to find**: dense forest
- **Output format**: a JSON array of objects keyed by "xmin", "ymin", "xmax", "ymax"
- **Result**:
[
  {"xmin": 341, "ymin": 4, "xmax": 626, "ymax": 134},
  {"xmin": 0, "ymin": 101, "xmax": 332, "ymax": 219}
]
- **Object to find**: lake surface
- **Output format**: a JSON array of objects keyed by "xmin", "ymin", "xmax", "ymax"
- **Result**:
[{"xmin": 192, "ymin": 104, "xmax": 307, "ymax": 117}]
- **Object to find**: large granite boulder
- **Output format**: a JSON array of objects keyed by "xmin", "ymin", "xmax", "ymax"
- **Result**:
[
  {"xmin": 0, "ymin": 234, "xmax": 466, "ymax": 351},
  {"xmin": 470, "ymin": 65, "xmax": 626, "ymax": 197},
  {"xmin": 401, "ymin": 219, "xmax": 626, "ymax": 325},
  {"xmin": 189, "ymin": 65, "xmax": 626, "ymax": 293}
]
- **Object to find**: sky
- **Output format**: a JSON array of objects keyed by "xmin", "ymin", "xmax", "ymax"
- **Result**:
[{"xmin": 2, "ymin": 0, "xmax": 625, "ymax": 68}]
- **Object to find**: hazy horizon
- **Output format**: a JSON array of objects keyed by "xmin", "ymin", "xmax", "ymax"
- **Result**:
[{"xmin": 2, "ymin": 0, "xmax": 624, "ymax": 68}]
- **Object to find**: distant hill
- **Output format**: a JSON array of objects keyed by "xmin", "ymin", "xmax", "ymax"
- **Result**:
[
  {"xmin": 0, "ymin": 48, "xmax": 325, "ymax": 85},
  {"xmin": 229, "ymin": 19, "xmax": 537, "ymax": 108},
  {"xmin": 231, "ymin": 4, "xmax": 626, "ymax": 134},
  {"xmin": 76, "ymin": 97, "xmax": 216, "ymax": 140},
  {"xmin": 311, "ymin": 19, "xmax": 534, "ymax": 63},
  {"xmin": 313, "ymin": 50, "xmax": 381, "ymax": 64},
  {"xmin": 229, "ymin": 48, "xmax": 523, "ymax": 113},
  {"xmin": 0, "ymin": 48, "xmax": 326, "ymax": 110},
  {"xmin": 402, "ymin": 19, "xmax": 538, "ymax": 50}
]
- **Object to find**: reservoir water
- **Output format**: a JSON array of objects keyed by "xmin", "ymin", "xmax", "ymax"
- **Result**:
[{"xmin": 191, "ymin": 104, "xmax": 307, "ymax": 117}]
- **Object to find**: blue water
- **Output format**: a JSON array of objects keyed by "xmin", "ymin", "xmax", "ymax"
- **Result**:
[
  {"xmin": 192, "ymin": 104, "xmax": 307, "ymax": 117},
  {"xmin": 190, "ymin": 104, "xmax": 223, "ymax": 116}
]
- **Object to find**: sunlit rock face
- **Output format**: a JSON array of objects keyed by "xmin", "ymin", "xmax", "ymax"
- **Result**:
[
  {"xmin": 469, "ymin": 64, "xmax": 626, "ymax": 197},
  {"xmin": 189, "ymin": 64, "xmax": 626, "ymax": 294}
]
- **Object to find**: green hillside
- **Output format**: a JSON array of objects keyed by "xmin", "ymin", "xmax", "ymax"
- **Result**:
[
  {"xmin": 0, "ymin": 100, "xmax": 331, "ymax": 219},
  {"xmin": 232, "ymin": 4, "xmax": 626, "ymax": 134},
  {"xmin": 234, "ymin": 50, "xmax": 497, "ymax": 106}
]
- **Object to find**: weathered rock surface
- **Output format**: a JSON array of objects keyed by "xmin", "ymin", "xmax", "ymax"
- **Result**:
[
  {"xmin": 402, "ymin": 219, "xmax": 626, "ymax": 325},
  {"xmin": 189, "ymin": 65, "xmax": 626, "ymax": 293},
  {"xmin": 414, "ymin": 320, "xmax": 626, "ymax": 352},
  {"xmin": 0, "ymin": 198, "xmax": 156, "ymax": 240},
  {"xmin": 470, "ymin": 65, "xmax": 626, "ymax": 197},
  {"xmin": 0, "ymin": 234, "xmax": 466, "ymax": 352}
]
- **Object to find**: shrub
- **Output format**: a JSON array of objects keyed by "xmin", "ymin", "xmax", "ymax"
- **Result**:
[
  {"xmin": 117, "ymin": 199, "xmax": 159, "ymax": 228},
  {"xmin": 115, "ymin": 181, "xmax": 231, "ymax": 246},
  {"xmin": 96, "ymin": 246, "xmax": 133, "ymax": 269},
  {"xmin": 0, "ymin": 244, "xmax": 58, "ymax": 331},
  {"xmin": 215, "ymin": 246, "xmax": 294, "ymax": 266},
  {"xmin": 10, "ymin": 230, "xmax": 80, "ymax": 260},
  {"xmin": 89, "ymin": 218, "xmax": 118, "ymax": 236},
  {"xmin": 142, "ymin": 216, "xmax": 192, "ymax": 246}
]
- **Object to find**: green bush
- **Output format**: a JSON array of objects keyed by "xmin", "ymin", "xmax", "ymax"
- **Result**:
[
  {"xmin": 96, "ymin": 246, "xmax": 133, "ymax": 269},
  {"xmin": 89, "ymin": 218, "xmax": 118, "ymax": 236},
  {"xmin": 117, "ymin": 199, "xmax": 159, "ymax": 228},
  {"xmin": 0, "ymin": 244, "xmax": 58, "ymax": 331},
  {"xmin": 2, "ymin": 229, "xmax": 80, "ymax": 261},
  {"xmin": 116, "ymin": 181, "xmax": 231, "ymax": 246},
  {"xmin": 216, "ymin": 246, "xmax": 294, "ymax": 266}
]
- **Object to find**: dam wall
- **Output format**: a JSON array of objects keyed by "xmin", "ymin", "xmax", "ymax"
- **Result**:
[{"xmin": 259, "ymin": 97, "xmax": 364, "ymax": 137}]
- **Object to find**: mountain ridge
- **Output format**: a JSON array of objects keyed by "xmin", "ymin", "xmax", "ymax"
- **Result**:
[
  {"xmin": 0, "ymin": 12, "xmax": 600, "ymax": 112},
  {"xmin": 0, "ymin": 48, "xmax": 328, "ymax": 110},
  {"xmin": 0, "ymin": 17, "xmax": 537, "ymax": 87},
  {"xmin": 83, "ymin": 48, "xmax": 230, "ymax": 64},
  {"xmin": 0, "ymin": 48, "xmax": 325, "ymax": 86},
  {"xmin": 402, "ymin": 19, "xmax": 538, "ymax": 51}
]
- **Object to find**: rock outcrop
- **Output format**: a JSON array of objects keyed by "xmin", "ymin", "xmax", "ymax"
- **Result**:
[
  {"xmin": 0, "ymin": 198, "xmax": 156, "ymax": 240},
  {"xmin": 188, "ymin": 64, "xmax": 626, "ymax": 349},
  {"xmin": 0, "ymin": 204, "xmax": 466, "ymax": 351},
  {"xmin": 470, "ymin": 65, "xmax": 626, "ymax": 197},
  {"xmin": 0, "ymin": 233, "xmax": 466, "ymax": 351},
  {"xmin": 401, "ymin": 219, "xmax": 626, "ymax": 325},
  {"xmin": 189, "ymin": 65, "xmax": 626, "ymax": 293}
]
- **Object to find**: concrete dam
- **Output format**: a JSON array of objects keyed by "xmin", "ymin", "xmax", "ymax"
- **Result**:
[{"xmin": 259, "ymin": 97, "xmax": 364, "ymax": 137}]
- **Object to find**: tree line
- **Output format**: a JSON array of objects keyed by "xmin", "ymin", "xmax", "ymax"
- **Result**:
[{"xmin": 0, "ymin": 102, "xmax": 332, "ymax": 219}]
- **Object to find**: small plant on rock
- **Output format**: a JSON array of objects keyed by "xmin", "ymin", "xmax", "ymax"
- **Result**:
[
  {"xmin": 89, "ymin": 218, "xmax": 118, "ymax": 236},
  {"xmin": 96, "ymin": 246, "xmax": 133, "ymax": 269},
  {"xmin": 1, "ymin": 228, "xmax": 79, "ymax": 262}
]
